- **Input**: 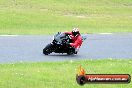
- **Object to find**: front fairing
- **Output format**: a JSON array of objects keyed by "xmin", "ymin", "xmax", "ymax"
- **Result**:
[{"xmin": 53, "ymin": 32, "xmax": 67, "ymax": 45}]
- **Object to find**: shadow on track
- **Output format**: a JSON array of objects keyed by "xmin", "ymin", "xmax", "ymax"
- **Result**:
[
  {"xmin": 41, "ymin": 53, "xmax": 81, "ymax": 61},
  {"xmin": 43, "ymin": 53, "xmax": 77, "ymax": 57}
]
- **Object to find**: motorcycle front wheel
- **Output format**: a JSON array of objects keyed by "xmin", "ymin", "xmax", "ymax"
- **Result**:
[{"xmin": 43, "ymin": 43, "xmax": 53, "ymax": 55}]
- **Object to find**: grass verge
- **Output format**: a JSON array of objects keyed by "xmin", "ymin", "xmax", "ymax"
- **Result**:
[
  {"xmin": 0, "ymin": 0, "xmax": 132, "ymax": 34},
  {"xmin": 0, "ymin": 59, "xmax": 132, "ymax": 88}
]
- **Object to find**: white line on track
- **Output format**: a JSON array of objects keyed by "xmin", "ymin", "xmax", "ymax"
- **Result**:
[
  {"xmin": 0, "ymin": 33, "xmax": 113, "ymax": 37},
  {"xmin": 98, "ymin": 33, "xmax": 113, "ymax": 35},
  {"xmin": 0, "ymin": 35, "xmax": 19, "ymax": 37}
]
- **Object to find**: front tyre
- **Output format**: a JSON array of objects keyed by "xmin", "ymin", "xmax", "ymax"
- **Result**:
[{"xmin": 43, "ymin": 43, "xmax": 53, "ymax": 55}]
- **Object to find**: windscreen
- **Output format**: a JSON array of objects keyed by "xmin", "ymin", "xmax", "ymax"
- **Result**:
[{"xmin": 54, "ymin": 33, "xmax": 66, "ymax": 43}]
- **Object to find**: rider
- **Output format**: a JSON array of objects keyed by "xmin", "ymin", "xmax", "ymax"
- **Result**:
[{"xmin": 64, "ymin": 28, "xmax": 82, "ymax": 54}]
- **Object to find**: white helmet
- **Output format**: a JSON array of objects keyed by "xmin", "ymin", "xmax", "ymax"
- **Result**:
[{"xmin": 72, "ymin": 28, "xmax": 80, "ymax": 36}]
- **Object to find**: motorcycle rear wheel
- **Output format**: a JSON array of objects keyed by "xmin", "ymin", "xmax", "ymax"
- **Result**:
[{"xmin": 67, "ymin": 47, "xmax": 75, "ymax": 55}]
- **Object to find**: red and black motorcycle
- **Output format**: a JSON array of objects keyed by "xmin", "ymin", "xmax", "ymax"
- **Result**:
[{"xmin": 43, "ymin": 32, "xmax": 87, "ymax": 55}]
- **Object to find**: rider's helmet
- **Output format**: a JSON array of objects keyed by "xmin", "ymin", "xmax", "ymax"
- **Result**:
[{"xmin": 72, "ymin": 28, "xmax": 80, "ymax": 36}]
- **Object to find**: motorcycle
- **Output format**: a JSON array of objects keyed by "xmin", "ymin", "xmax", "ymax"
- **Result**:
[{"xmin": 43, "ymin": 32, "xmax": 87, "ymax": 55}]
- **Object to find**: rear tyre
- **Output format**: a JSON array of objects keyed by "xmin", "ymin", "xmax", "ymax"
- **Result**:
[
  {"xmin": 67, "ymin": 47, "xmax": 75, "ymax": 55},
  {"xmin": 43, "ymin": 43, "xmax": 53, "ymax": 55},
  {"xmin": 67, "ymin": 51, "xmax": 74, "ymax": 55}
]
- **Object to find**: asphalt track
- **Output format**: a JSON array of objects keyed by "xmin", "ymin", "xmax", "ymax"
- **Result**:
[{"xmin": 0, "ymin": 33, "xmax": 132, "ymax": 63}]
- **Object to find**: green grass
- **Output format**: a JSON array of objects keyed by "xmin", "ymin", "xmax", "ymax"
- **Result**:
[
  {"xmin": 0, "ymin": 0, "xmax": 132, "ymax": 34},
  {"xmin": 0, "ymin": 59, "xmax": 132, "ymax": 88}
]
